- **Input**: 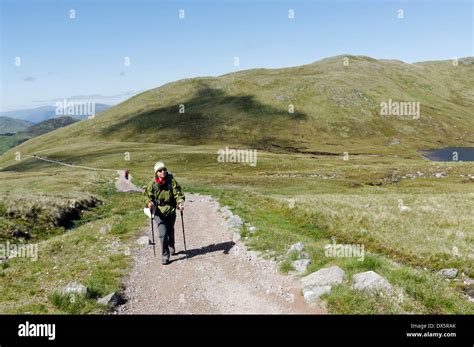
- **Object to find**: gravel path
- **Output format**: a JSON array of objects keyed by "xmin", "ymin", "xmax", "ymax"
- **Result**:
[
  {"xmin": 115, "ymin": 170, "xmax": 143, "ymax": 193},
  {"xmin": 114, "ymin": 187, "xmax": 323, "ymax": 313}
]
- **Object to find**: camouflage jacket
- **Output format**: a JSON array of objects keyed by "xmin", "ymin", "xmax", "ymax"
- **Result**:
[{"xmin": 143, "ymin": 173, "xmax": 185, "ymax": 216}]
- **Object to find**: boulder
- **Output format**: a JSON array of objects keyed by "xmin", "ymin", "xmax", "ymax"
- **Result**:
[
  {"xmin": 97, "ymin": 292, "xmax": 122, "ymax": 308},
  {"xmin": 352, "ymin": 271, "xmax": 392, "ymax": 293},
  {"xmin": 303, "ymin": 285, "xmax": 332, "ymax": 304},
  {"xmin": 224, "ymin": 215, "xmax": 243, "ymax": 230},
  {"xmin": 61, "ymin": 282, "xmax": 88, "ymax": 296},
  {"xmin": 220, "ymin": 206, "xmax": 233, "ymax": 218},
  {"xmin": 301, "ymin": 265, "xmax": 345, "ymax": 288},
  {"xmin": 287, "ymin": 242, "xmax": 304, "ymax": 254},
  {"xmin": 438, "ymin": 268, "xmax": 458, "ymax": 279},
  {"xmin": 292, "ymin": 259, "xmax": 311, "ymax": 273}
]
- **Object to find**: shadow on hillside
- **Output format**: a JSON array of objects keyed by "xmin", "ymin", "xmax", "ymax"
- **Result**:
[{"xmin": 100, "ymin": 83, "xmax": 308, "ymax": 142}]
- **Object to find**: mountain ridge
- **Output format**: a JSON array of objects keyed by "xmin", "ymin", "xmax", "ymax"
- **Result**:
[{"xmin": 1, "ymin": 55, "xmax": 473, "ymax": 162}]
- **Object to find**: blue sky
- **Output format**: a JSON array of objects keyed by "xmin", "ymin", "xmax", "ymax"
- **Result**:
[{"xmin": 1, "ymin": 0, "xmax": 472, "ymax": 111}]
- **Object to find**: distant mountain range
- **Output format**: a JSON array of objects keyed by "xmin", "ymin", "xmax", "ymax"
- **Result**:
[
  {"xmin": 0, "ymin": 104, "xmax": 110, "ymax": 125},
  {"xmin": 0, "ymin": 116, "xmax": 79, "ymax": 155},
  {"xmin": 0, "ymin": 116, "xmax": 33, "ymax": 134}
]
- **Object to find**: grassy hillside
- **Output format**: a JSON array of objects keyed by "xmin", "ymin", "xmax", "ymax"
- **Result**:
[
  {"xmin": 0, "ymin": 116, "xmax": 78, "ymax": 155},
  {"xmin": 0, "ymin": 116, "xmax": 32, "ymax": 134},
  {"xmin": 0, "ymin": 56, "xmax": 473, "ymax": 314},
  {"xmin": 0, "ymin": 135, "xmax": 24, "ymax": 155},
  {"xmin": 19, "ymin": 116, "xmax": 78, "ymax": 137},
  {"xmin": 1, "ymin": 55, "xmax": 473, "ymax": 161}
]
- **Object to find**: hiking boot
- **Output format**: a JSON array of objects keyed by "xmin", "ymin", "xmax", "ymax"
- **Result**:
[
  {"xmin": 169, "ymin": 246, "xmax": 176, "ymax": 256},
  {"xmin": 161, "ymin": 257, "xmax": 170, "ymax": 265}
]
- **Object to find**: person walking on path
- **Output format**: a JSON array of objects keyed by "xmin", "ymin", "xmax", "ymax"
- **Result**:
[{"xmin": 144, "ymin": 162, "xmax": 185, "ymax": 265}]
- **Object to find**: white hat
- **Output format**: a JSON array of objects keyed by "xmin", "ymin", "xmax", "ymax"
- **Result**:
[{"xmin": 154, "ymin": 161, "xmax": 166, "ymax": 173}]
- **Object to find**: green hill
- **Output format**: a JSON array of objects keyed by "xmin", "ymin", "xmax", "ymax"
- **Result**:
[
  {"xmin": 0, "ymin": 116, "xmax": 32, "ymax": 134},
  {"xmin": 1, "ymin": 55, "xmax": 472, "ymax": 161},
  {"xmin": 19, "ymin": 116, "xmax": 78, "ymax": 137},
  {"xmin": 0, "ymin": 116, "xmax": 78, "ymax": 155}
]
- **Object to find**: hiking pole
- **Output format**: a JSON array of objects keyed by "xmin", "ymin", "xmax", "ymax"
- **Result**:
[
  {"xmin": 180, "ymin": 209, "xmax": 187, "ymax": 256},
  {"xmin": 149, "ymin": 207, "xmax": 156, "ymax": 257}
]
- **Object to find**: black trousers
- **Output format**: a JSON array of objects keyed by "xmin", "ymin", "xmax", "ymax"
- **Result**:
[{"xmin": 153, "ymin": 212, "xmax": 176, "ymax": 258}]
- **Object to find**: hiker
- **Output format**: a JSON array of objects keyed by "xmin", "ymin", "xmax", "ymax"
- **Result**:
[
  {"xmin": 124, "ymin": 169, "xmax": 129, "ymax": 180},
  {"xmin": 144, "ymin": 162, "xmax": 185, "ymax": 265}
]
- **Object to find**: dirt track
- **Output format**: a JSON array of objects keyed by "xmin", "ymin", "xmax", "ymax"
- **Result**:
[{"xmin": 115, "ymin": 173, "xmax": 322, "ymax": 314}]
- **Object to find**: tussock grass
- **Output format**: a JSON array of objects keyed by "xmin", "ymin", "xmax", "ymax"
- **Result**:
[
  {"xmin": 188, "ymin": 182, "xmax": 474, "ymax": 314},
  {"xmin": 293, "ymin": 192, "xmax": 474, "ymax": 275}
]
